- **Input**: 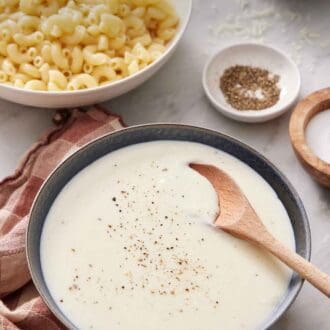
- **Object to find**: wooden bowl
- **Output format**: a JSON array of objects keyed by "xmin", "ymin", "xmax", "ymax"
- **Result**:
[{"xmin": 289, "ymin": 88, "xmax": 330, "ymax": 187}]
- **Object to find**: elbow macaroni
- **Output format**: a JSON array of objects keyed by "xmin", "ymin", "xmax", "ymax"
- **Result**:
[
  {"xmin": 67, "ymin": 73, "xmax": 98, "ymax": 90},
  {"xmin": 0, "ymin": 0, "xmax": 178, "ymax": 91},
  {"xmin": 48, "ymin": 69, "xmax": 68, "ymax": 89},
  {"xmin": 13, "ymin": 31, "xmax": 44, "ymax": 47},
  {"xmin": 51, "ymin": 42, "xmax": 69, "ymax": 70},
  {"xmin": 83, "ymin": 45, "xmax": 109, "ymax": 66},
  {"xmin": 2, "ymin": 59, "xmax": 16, "ymax": 76}
]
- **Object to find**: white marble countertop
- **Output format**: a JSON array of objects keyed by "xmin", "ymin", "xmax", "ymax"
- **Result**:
[{"xmin": 0, "ymin": 0, "xmax": 329, "ymax": 329}]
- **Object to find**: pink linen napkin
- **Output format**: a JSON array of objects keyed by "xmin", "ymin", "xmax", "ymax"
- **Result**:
[{"xmin": 0, "ymin": 107, "xmax": 125, "ymax": 329}]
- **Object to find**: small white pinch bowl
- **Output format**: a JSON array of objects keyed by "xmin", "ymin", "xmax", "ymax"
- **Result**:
[
  {"xmin": 0, "ymin": 0, "xmax": 192, "ymax": 109},
  {"xmin": 203, "ymin": 43, "xmax": 301, "ymax": 123}
]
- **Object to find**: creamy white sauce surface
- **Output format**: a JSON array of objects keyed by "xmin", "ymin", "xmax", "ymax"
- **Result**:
[{"xmin": 41, "ymin": 141, "xmax": 294, "ymax": 330}]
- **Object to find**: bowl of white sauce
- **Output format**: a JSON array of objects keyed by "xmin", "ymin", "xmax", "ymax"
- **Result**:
[{"xmin": 27, "ymin": 124, "xmax": 311, "ymax": 330}]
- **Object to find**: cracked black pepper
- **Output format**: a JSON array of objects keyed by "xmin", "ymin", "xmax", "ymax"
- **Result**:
[{"xmin": 220, "ymin": 65, "xmax": 281, "ymax": 111}]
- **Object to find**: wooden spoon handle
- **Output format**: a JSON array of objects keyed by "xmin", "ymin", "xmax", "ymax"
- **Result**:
[{"xmin": 260, "ymin": 235, "xmax": 330, "ymax": 297}]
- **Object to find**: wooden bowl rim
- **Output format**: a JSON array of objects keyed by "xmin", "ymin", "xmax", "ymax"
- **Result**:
[{"xmin": 289, "ymin": 87, "xmax": 330, "ymax": 180}]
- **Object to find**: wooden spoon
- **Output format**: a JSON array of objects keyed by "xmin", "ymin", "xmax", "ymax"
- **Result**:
[{"xmin": 190, "ymin": 163, "xmax": 330, "ymax": 297}]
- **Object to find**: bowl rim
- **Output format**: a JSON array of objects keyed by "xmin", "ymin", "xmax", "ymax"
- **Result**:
[
  {"xmin": 202, "ymin": 42, "xmax": 301, "ymax": 122},
  {"xmin": 0, "ymin": 0, "xmax": 193, "ymax": 96},
  {"xmin": 26, "ymin": 123, "xmax": 311, "ymax": 329}
]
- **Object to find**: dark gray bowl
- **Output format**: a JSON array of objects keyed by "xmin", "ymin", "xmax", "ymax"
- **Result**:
[{"xmin": 27, "ymin": 124, "xmax": 311, "ymax": 329}]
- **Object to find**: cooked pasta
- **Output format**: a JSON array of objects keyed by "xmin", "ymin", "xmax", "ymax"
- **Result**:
[{"xmin": 0, "ymin": 0, "xmax": 179, "ymax": 91}]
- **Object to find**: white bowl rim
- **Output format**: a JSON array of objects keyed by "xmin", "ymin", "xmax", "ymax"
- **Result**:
[
  {"xmin": 0, "ymin": 0, "xmax": 192, "ymax": 96},
  {"xmin": 202, "ymin": 42, "xmax": 301, "ymax": 121}
]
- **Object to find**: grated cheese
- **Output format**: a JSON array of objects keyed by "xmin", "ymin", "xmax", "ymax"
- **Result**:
[{"xmin": 209, "ymin": 0, "xmax": 327, "ymax": 73}]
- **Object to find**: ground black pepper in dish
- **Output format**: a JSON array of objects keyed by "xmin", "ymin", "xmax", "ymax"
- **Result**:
[{"xmin": 220, "ymin": 65, "xmax": 281, "ymax": 111}]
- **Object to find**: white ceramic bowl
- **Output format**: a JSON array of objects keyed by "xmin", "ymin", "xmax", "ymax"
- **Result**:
[
  {"xmin": 0, "ymin": 0, "xmax": 192, "ymax": 109},
  {"xmin": 203, "ymin": 43, "xmax": 301, "ymax": 123}
]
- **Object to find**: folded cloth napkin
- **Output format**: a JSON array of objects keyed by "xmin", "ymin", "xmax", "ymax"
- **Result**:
[{"xmin": 0, "ymin": 107, "xmax": 125, "ymax": 329}]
